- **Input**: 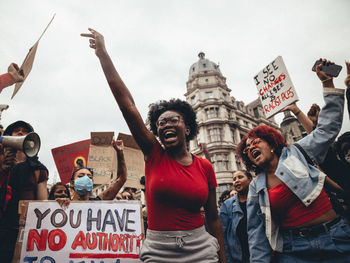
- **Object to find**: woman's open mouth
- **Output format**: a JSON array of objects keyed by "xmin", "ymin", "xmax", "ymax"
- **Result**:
[
  {"xmin": 164, "ymin": 131, "xmax": 177, "ymax": 142},
  {"xmin": 251, "ymin": 150, "xmax": 261, "ymax": 159}
]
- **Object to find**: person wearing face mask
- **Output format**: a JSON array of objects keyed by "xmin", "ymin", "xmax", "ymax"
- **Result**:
[
  {"xmin": 56, "ymin": 140, "xmax": 127, "ymax": 208},
  {"xmin": 219, "ymin": 171, "xmax": 253, "ymax": 263}
]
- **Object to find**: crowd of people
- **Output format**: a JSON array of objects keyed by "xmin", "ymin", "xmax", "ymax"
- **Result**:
[{"xmin": 0, "ymin": 28, "xmax": 349, "ymax": 262}]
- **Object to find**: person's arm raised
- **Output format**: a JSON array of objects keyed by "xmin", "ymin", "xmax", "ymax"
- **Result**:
[
  {"xmin": 99, "ymin": 140, "xmax": 127, "ymax": 200},
  {"xmin": 282, "ymin": 102, "xmax": 314, "ymax": 134},
  {"xmin": 81, "ymin": 28, "xmax": 156, "ymax": 155}
]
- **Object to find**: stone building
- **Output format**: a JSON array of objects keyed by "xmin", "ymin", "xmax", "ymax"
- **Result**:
[
  {"xmin": 185, "ymin": 52, "xmax": 280, "ymax": 197},
  {"xmin": 280, "ymin": 111, "xmax": 307, "ymax": 145}
]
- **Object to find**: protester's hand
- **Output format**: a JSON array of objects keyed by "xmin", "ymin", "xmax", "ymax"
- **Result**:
[
  {"xmin": 81, "ymin": 28, "xmax": 106, "ymax": 58},
  {"xmin": 8, "ymin": 63, "xmax": 24, "ymax": 82},
  {"xmin": 345, "ymin": 60, "xmax": 350, "ymax": 89},
  {"xmin": 315, "ymin": 58, "xmax": 334, "ymax": 88},
  {"xmin": 282, "ymin": 102, "xmax": 299, "ymax": 114},
  {"xmin": 3, "ymin": 147, "xmax": 17, "ymax": 170},
  {"xmin": 113, "ymin": 140, "xmax": 124, "ymax": 153},
  {"xmin": 56, "ymin": 198, "xmax": 71, "ymax": 209}
]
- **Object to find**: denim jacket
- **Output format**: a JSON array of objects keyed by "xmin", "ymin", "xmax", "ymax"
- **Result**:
[
  {"xmin": 219, "ymin": 195, "xmax": 245, "ymax": 263},
  {"xmin": 247, "ymin": 88, "xmax": 344, "ymax": 263}
]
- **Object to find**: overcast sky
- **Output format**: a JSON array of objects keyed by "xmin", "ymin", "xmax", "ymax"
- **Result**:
[{"xmin": 1, "ymin": 0, "xmax": 349, "ymax": 184}]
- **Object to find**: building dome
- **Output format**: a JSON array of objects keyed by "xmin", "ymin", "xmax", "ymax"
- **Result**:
[{"xmin": 189, "ymin": 52, "xmax": 221, "ymax": 77}]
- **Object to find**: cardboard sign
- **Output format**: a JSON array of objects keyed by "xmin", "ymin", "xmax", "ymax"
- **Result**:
[
  {"xmin": 117, "ymin": 133, "xmax": 144, "ymax": 189},
  {"xmin": 253, "ymin": 56, "xmax": 298, "ymax": 118},
  {"xmin": 88, "ymin": 132, "xmax": 117, "ymax": 185},
  {"xmin": 51, "ymin": 139, "xmax": 90, "ymax": 184},
  {"xmin": 12, "ymin": 14, "xmax": 55, "ymax": 99},
  {"xmin": 17, "ymin": 201, "xmax": 143, "ymax": 263}
]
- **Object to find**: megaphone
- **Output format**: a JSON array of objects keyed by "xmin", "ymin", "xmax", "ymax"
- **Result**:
[{"xmin": 0, "ymin": 132, "xmax": 41, "ymax": 157}]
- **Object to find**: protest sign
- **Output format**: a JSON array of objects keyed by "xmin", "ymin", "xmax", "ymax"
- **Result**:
[
  {"xmin": 88, "ymin": 132, "xmax": 117, "ymax": 185},
  {"xmin": 12, "ymin": 14, "xmax": 55, "ymax": 99},
  {"xmin": 253, "ymin": 56, "xmax": 298, "ymax": 118},
  {"xmin": 51, "ymin": 139, "xmax": 90, "ymax": 184},
  {"xmin": 16, "ymin": 200, "xmax": 143, "ymax": 263},
  {"xmin": 117, "ymin": 133, "xmax": 144, "ymax": 189}
]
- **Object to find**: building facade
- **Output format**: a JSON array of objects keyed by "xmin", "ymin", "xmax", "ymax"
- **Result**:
[{"xmin": 185, "ymin": 52, "xmax": 280, "ymax": 197}]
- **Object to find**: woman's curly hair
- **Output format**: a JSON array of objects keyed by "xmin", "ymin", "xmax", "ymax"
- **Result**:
[
  {"xmin": 148, "ymin": 98, "xmax": 198, "ymax": 142},
  {"xmin": 236, "ymin": 125, "xmax": 287, "ymax": 172}
]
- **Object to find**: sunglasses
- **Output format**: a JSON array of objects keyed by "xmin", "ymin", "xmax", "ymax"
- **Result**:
[{"xmin": 243, "ymin": 138, "xmax": 262, "ymax": 154}]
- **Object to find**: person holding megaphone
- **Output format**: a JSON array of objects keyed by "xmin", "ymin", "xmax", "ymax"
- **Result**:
[{"xmin": 0, "ymin": 120, "xmax": 48, "ymax": 263}]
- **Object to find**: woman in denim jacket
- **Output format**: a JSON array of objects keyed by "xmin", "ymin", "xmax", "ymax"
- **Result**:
[
  {"xmin": 236, "ymin": 61, "xmax": 350, "ymax": 262},
  {"xmin": 220, "ymin": 171, "xmax": 253, "ymax": 263}
]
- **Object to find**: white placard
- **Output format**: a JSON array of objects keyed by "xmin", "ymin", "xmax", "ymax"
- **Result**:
[
  {"xmin": 253, "ymin": 56, "xmax": 298, "ymax": 118},
  {"xmin": 19, "ymin": 201, "xmax": 143, "ymax": 263}
]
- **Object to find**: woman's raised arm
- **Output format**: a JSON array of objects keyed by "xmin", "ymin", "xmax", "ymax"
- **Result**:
[{"xmin": 81, "ymin": 28, "xmax": 157, "ymax": 155}]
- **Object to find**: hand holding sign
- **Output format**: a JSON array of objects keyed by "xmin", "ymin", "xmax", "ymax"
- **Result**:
[{"xmin": 8, "ymin": 63, "xmax": 24, "ymax": 82}]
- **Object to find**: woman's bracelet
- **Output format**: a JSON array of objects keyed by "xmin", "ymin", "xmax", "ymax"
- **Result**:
[{"xmin": 294, "ymin": 110, "xmax": 301, "ymax": 116}]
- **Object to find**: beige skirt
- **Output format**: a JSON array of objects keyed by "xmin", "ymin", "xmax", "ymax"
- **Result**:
[{"xmin": 139, "ymin": 226, "xmax": 219, "ymax": 263}]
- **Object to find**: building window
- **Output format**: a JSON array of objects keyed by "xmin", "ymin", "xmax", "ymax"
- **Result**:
[
  {"xmin": 231, "ymin": 129, "xmax": 236, "ymax": 143},
  {"xmin": 236, "ymin": 158, "xmax": 243, "ymax": 170},
  {"xmin": 223, "ymin": 93, "xmax": 227, "ymax": 100},
  {"xmin": 213, "ymin": 153, "xmax": 229, "ymax": 172},
  {"xmin": 253, "ymin": 107, "xmax": 259, "ymax": 118},
  {"xmin": 191, "ymin": 95, "xmax": 196, "ymax": 104},
  {"xmin": 227, "ymin": 109, "xmax": 231, "ymax": 119},
  {"xmin": 205, "ymin": 78, "xmax": 209, "ymax": 82},
  {"xmin": 203, "ymin": 63, "xmax": 206, "ymax": 67},
  {"xmin": 205, "ymin": 107, "xmax": 219, "ymax": 119},
  {"xmin": 205, "ymin": 91, "xmax": 214, "ymax": 99},
  {"xmin": 208, "ymin": 128, "xmax": 222, "ymax": 142}
]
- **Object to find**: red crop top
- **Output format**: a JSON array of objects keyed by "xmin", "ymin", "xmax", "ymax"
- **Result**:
[
  {"xmin": 145, "ymin": 142, "xmax": 217, "ymax": 231},
  {"xmin": 268, "ymin": 183, "xmax": 332, "ymax": 227}
]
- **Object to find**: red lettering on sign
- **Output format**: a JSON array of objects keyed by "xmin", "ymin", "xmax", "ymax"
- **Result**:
[
  {"xmin": 260, "ymin": 73, "xmax": 286, "ymax": 96},
  {"xmin": 27, "ymin": 229, "xmax": 48, "ymax": 251},
  {"xmin": 112, "ymin": 234, "xmax": 120, "ymax": 251},
  {"xmin": 86, "ymin": 233, "xmax": 97, "ymax": 249},
  {"xmin": 48, "ymin": 229, "xmax": 67, "ymax": 251},
  {"xmin": 71, "ymin": 231, "xmax": 87, "ymax": 250}
]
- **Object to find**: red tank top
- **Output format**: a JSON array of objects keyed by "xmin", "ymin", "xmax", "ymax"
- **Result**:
[
  {"xmin": 145, "ymin": 142, "xmax": 217, "ymax": 230},
  {"xmin": 268, "ymin": 183, "xmax": 332, "ymax": 227}
]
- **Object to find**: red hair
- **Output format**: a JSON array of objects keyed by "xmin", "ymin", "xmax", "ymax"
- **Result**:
[{"xmin": 236, "ymin": 125, "xmax": 287, "ymax": 172}]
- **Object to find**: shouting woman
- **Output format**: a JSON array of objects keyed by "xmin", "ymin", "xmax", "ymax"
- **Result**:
[
  {"xmin": 236, "ymin": 61, "xmax": 350, "ymax": 262},
  {"xmin": 82, "ymin": 28, "xmax": 226, "ymax": 263}
]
